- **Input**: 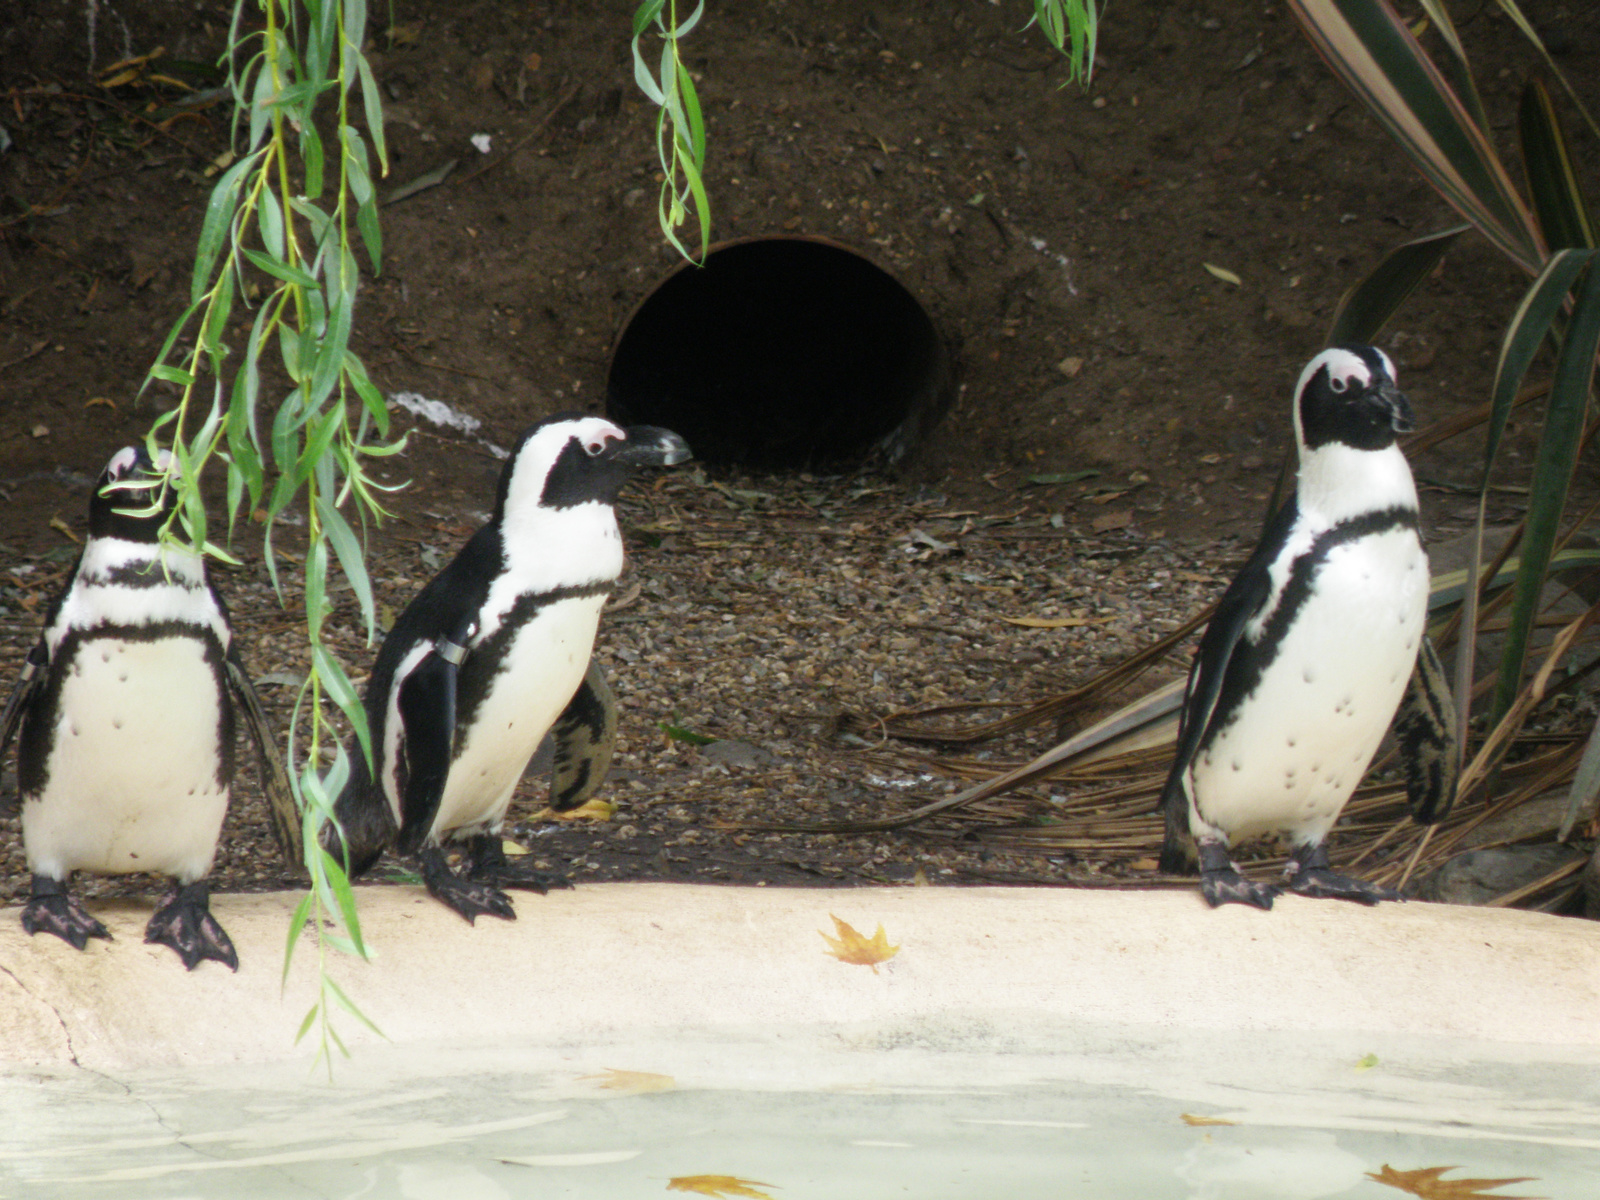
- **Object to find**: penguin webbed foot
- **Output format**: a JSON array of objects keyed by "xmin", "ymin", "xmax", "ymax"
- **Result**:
[
  {"xmin": 21, "ymin": 876, "xmax": 112, "ymax": 950},
  {"xmin": 1284, "ymin": 844, "xmax": 1399, "ymax": 905},
  {"xmin": 1197, "ymin": 842, "xmax": 1279, "ymax": 910},
  {"xmin": 421, "ymin": 846, "xmax": 517, "ymax": 923},
  {"xmin": 464, "ymin": 834, "xmax": 573, "ymax": 895},
  {"xmin": 145, "ymin": 882, "xmax": 239, "ymax": 971}
]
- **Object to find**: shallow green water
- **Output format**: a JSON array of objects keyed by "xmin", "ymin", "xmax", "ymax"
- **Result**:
[{"xmin": 4, "ymin": 1025, "xmax": 1597, "ymax": 1199}]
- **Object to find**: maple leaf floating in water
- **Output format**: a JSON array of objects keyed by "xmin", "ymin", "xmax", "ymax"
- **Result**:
[
  {"xmin": 819, "ymin": 914, "xmax": 900, "ymax": 972},
  {"xmin": 1367, "ymin": 1164, "xmax": 1545, "ymax": 1200},
  {"xmin": 667, "ymin": 1175, "xmax": 779, "ymax": 1199}
]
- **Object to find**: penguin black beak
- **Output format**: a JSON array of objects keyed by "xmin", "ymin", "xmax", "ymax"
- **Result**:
[
  {"xmin": 614, "ymin": 426, "xmax": 693, "ymax": 468},
  {"xmin": 1368, "ymin": 383, "xmax": 1414, "ymax": 435}
]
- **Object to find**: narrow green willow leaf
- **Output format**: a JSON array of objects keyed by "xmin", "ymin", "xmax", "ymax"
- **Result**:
[
  {"xmin": 355, "ymin": 55, "xmax": 389, "ymax": 173},
  {"xmin": 202, "ymin": 261, "xmax": 237, "ymax": 367},
  {"xmin": 341, "ymin": 125, "xmax": 374, "ymax": 206},
  {"xmin": 631, "ymin": 12, "xmax": 666, "ymax": 106},
  {"xmin": 249, "ymin": 48, "xmax": 276, "ymax": 150},
  {"xmin": 288, "ymin": 195, "xmax": 333, "ymax": 242},
  {"xmin": 301, "ymin": 118, "xmax": 326, "ymax": 200},
  {"xmin": 139, "ymin": 296, "xmax": 205, "ymax": 400},
  {"xmin": 282, "ymin": 890, "xmax": 315, "ymax": 984},
  {"xmin": 259, "ymin": 186, "xmax": 286, "ymax": 259},
  {"xmin": 150, "ymin": 363, "xmax": 197, "ymax": 387},
  {"xmin": 304, "ymin": 535, "xmax": 329, "ymax": 640},
  {"xmin": 355, "ymin": 198, "xmax": 382, "ymax": 276},
  {"xmin": 673, "ymin": 0, "xmax": 705, "ymax": 40},
  {"xmin": 308, "ymin": 292, "xmax": 353, "ymax": 407},
  {"xmin": 343, "ymin": 351, "xmax": 389, "ymax": 433},
  {"xmin": 1288, "ymin": 0, "xmax": 1540, "ymax": 272},
  {"xmin": 1328, "ymin": 223, "xmax": 1467, "ymax": 344},
  {"xmin": 317, "ymin": 491, "xmax": 376, "ymax": 638},
  {"xmin": 294, "ymin": 1004, "xmax": 319, "ymax": 1045},
  {"xmin": 298, "ymin": 403, "xmax": 346, "ymax": 482},
  {"xmin": 1519, "ymin": 78, "xmax": 1595, "ymax": 252},
  {"xmin": 243, "ymin": 247, "xmax": 319, "ymax": 288},
  {"xmin": 193, "ymin": 156, "xmax": 256, "ymax": 304},
  {"xmin": 677, "ymin": 55, "xmax": 706, "ymax": 166},
  {"xmin": 312, "ymin": 642, "xmax": 371, "ymax": 758},
  {"xmin": 326, "ymin": 976, "xmax": 385, "ymax": 1034},
  {"xmin": 1484, "ymin": 248, "xmax": 1592, "ymax": 483},
  {"xmin": 1492, "ymin": 260, "xmax": 1600, "ymax": 722}
]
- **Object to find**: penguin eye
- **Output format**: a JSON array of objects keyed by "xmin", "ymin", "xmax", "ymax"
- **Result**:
[
  {"xmin": 582, "ymin": 437, "xmax": 609, "ymax": 457},
  {"xmin": 1328, "ymin": 375, "xmax": 1349, "ymax": 395}
]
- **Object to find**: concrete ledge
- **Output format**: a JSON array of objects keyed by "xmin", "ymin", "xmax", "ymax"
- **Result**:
[{"xmin": 1, "ymin": 883, "xmax": 1597, "ymax": 1071}]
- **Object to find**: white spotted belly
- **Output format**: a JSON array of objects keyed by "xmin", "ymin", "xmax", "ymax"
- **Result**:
[
  {"xmin": 1190, "ymin": 529, "xmax": 1428, "ymax": 846},
  {"xmin": 23, "ymin": 636, "xmax": 229, "ymax": 882},
  {"xmin": 432, "ymin": 594, "xmax": 605, "ymax": 841}
]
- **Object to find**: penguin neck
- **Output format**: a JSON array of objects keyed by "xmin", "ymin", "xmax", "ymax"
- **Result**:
[
  {"xmin": 1295, "ymin": 440, "xmax": 1417, "ymax": 526},
  {"xmin": 497, "ymin": 499, "xmax": 624, "ymax": 593},
  {"xmin": 77, "ymin": 535, "xmax": 207, "ymax": 587}
]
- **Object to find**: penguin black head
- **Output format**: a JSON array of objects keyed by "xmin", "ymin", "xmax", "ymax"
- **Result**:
[
  {"xmin": 494, "ymin": 413, "xmax": 693, "ymax": 519},
  {"xmin": 1294, "ymin": 345, "xmax": 1413, "ymax": 453},
  {"xmin": 89, "ymin": 446, "xmax": 178, "ymax": 542}
]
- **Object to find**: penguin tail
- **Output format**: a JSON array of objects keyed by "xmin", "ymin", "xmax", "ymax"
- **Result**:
[{"xmin": 321, "ymin": 776, "xmax": 395, "ymax": 880}]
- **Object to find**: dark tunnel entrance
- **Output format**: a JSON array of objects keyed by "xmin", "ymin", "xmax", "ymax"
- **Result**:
[{"xmin": 606, "ymin": 237, "xmax": 955, "ymax": 469}]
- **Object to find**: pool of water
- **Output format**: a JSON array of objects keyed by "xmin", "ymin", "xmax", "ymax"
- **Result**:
[{"xmin": 5, "ymin": 1023, "xmax": 1597, "ymax": 1199}]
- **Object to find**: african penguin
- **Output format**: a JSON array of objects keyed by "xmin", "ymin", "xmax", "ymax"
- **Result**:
[
  {"xmin": 0, "ymin": 446, "xmax": 297, "ymax": 969},
  {"xmin": 325, "ymin": 414, "xmax": 691, "ymax": 922},
  {"xmin": 1159, "ymin": 345, "xmax": 1456, "ymax": 909}
]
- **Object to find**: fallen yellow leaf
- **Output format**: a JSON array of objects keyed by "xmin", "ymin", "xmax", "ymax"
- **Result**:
[
  {"xmin": 667, "ymin": 1176, "xmax": 778, "ymax": 1199},
  {"xmin": 820, "ymin": 915, "xmax": 900, "ymax": 972},
  {"xmin": 1366, "ymin": 1164, "xmax": 1544, "ymax": 1199},
  {"xmin": 531, "ymin": 797, "xmax": 617, "ymax": 823},
  {"xmin": 1180, "ymin": 1113, "xmax": 1237, "ymax": 1127},
  {"xmin": 1203, "ymin": 262, "xmax": 1242, "ymax": 285},
  {"xmin": 580, "ymin": 1067, "xmax": 675, "ymax": 1093}
]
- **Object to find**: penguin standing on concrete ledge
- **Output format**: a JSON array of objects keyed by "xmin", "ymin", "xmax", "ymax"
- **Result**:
[
  {"xmin": 326, "ymin": 414, "xmax": 691, "ymax": 922},
  {"xmin": 1160, "ymin": 346, "xmax": 1456, "ymax": 909},
  {"xmin": 0, "ymin": 447, "xmax": 298, "ymax": 969}
]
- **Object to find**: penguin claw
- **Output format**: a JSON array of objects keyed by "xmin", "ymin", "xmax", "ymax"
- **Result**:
[
  {"xmin": 479, "ymin": 862, "xmax": 573, "ymax": 895},
  {"xmin": 1199, "ymin": 868, "xmax": 1279, "ymax": 910},
  {"xmin": 21, "ymin": 893, "xmax": 112, "ymax": 951},
  {"xmin": 428, "ymin": 876, "xmax": 518, "ymax": 924},
  {"xmin": 1285, "ymin": 867, "xmax": 1399, "ymax": 905},
  {"xmin": 145, "ymin": 883, "xmax": 239, "ymax": 971}
]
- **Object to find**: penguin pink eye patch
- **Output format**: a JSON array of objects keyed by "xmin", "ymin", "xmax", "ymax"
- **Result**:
[{"xmin": 582, "ymin": 427, "xmax": 626, "ymax": 456}]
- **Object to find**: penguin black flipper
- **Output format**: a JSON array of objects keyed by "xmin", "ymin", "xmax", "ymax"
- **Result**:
[
  {"xmin": 0, "ymin": 641, "xmax": 47, "ymax": 813},
  {"xmin": 1158, "ymin": 497, "xmax": 1299, "ymax": 877},
  {"xmin": 394, "ymin": 634, "xmax": 463, "ymax": 856},
  {"xmin": 1391, "ymin": 634, "xmax": 1458, "ymax": 825},
  {"xmin": 224, "ymin": 643, "xmax": 302, "ymax": 870},
  {"xmin": 548, "ymin": 658, "xmax": 617, "ymax": 811}
]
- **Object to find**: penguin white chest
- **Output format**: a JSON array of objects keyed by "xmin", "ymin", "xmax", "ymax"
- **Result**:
[
  {"xmin": 1191, "ymin": 526, "xmax": 1428, "ymax": 845},
  {"xmin": 432, "ymin": 592, "xmax": 607, "ymax": 840},
  {"xmin": 23, "ymin": 635, "xmax": 229, "ymax": 882}
]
